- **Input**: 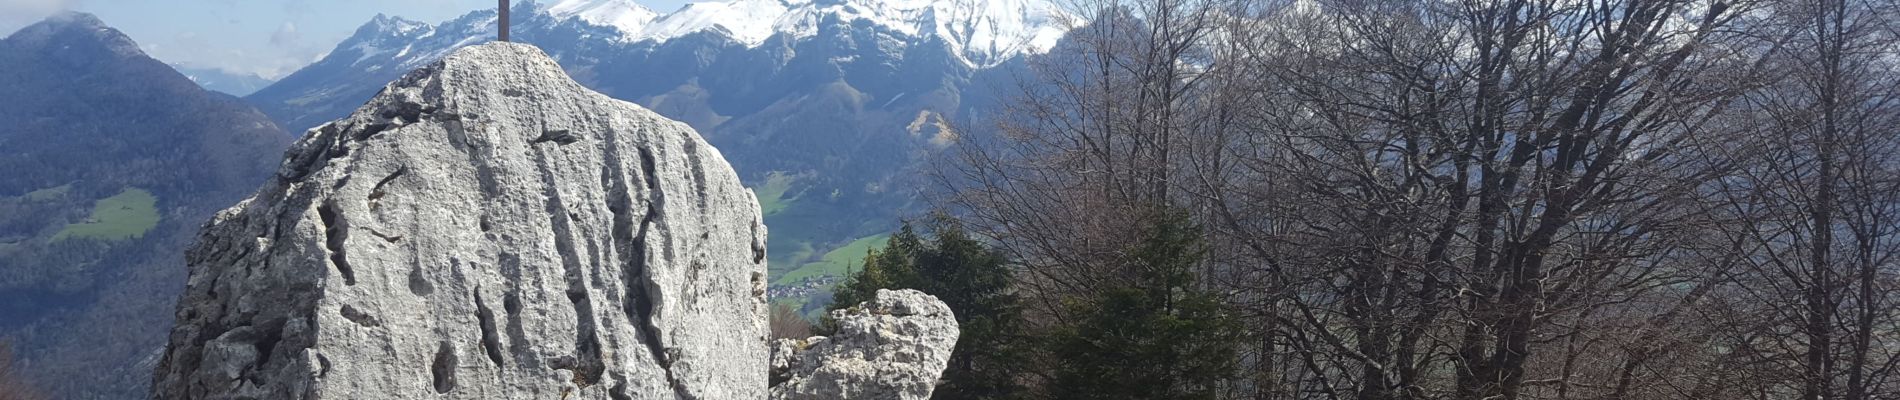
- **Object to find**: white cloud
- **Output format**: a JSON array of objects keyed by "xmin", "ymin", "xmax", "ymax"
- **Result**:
[
  {"xmin": 0, "ymin": 0, "xmax": 80, "ymax": 35},
  {"xmin": 269, "ymin": 21, "xmax": 297, "ymax": 46},
  {"xmin": 0, "ymin": 0, "xmax": 77, "ymax": 13}
]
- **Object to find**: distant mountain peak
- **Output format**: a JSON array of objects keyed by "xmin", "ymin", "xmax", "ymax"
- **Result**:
[
  {"xmin": 5, "ymin": 11, "xmax": 145, "ymax": 58},
  {"xmin": 23, "ymin": 10, "xmax": 108, "ymax": 31},
  {"xmin": 357, "ymin": 13, "xmax": 431, "ymax": 37}
]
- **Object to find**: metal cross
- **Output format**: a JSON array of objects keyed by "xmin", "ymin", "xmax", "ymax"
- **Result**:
[{"xmin": 498, "ymin": 0, "xmax": 511, "ymax": 42}]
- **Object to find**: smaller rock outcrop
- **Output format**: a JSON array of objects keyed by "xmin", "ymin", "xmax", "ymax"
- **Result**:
[{"xmin": 769, "ymin": 289, "xmax": 960, "ymax": 400}]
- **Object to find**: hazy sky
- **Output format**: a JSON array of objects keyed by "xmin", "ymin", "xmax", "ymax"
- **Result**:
[{"xmin": 0, "ymin": 0, "xmax": 697, "ymax": 79}]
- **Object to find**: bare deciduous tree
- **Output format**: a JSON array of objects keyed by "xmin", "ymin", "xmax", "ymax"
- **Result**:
[
  {"xmin": 1704, "ymin": 0, "xmax": 1900, "ymax": 398},
  {"xmin": 936, "ymin": 0, "xmax": 1898, "ymax": 398}
]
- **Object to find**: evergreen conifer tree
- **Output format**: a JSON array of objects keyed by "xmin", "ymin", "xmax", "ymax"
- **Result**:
[{"xmin": 1046, "ymin": 211, "xmax": 1242, "ymax": 400}]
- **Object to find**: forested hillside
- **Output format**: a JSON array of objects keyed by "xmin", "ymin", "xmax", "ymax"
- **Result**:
[{"xmin": 0, "ymin": 13, "xmax": 291, "ymax": 399}]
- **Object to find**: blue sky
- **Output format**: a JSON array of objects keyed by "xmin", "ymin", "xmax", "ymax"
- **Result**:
[{"xmin": 0, "ymin": 0, "xmax": 695, "ymax": 79}]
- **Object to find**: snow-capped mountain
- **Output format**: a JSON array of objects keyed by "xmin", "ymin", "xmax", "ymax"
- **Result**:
[
  {"xmin": 255, "ymin": 0, "xmax": 1071, "ymax": 129},
  {"xmin": 293, "ymin": 0, "xmax": 1067, "ymax": 82},
  {"xmin": 546, "ymin": 0, "xmax": 1069, "ymax": 66},
  {"xmin": 247, "ymin": 0, "xmax": 1070, "ymax": 312},
  {"xmin": 546, "ymin": 0, "xmax": 661, "ymax": 34}
]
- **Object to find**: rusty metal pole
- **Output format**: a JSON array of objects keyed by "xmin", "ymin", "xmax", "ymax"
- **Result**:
[{"xmin": 498, "ymin": 0, "xmax": 510, "ymax": 42}]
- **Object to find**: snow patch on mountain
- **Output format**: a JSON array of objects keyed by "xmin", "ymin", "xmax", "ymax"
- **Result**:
[
  {"xmin": 636, "ymin": 0, "xmax": 792, "ymax": 45},
  {"xmin": 345, "ymin": 14, "xmax": 437, "ymax": 67},
  {"xmin": 547, "ymin": 0, "xmax": 661, "ymax": 35}
]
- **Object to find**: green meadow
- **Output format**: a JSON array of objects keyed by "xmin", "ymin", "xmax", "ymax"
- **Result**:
[
  {"xmin": 22, "ymin": 184, "xmax": 71, "ymax": 202},
  {"xmin": 773, "ymin": 234, "xmax": 890, "ymax": 286},
  {"xmin": 753, "ymin": 171, "xmax": 800, "ymax": 217},
  {"xmin": 53, "ymin": 188, "xmax": 160, "ymax": 242}
]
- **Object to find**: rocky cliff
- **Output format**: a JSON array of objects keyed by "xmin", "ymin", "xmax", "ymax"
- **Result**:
[{"xmin": 151, "ymin": 42, "xmax": 772, "ymax": 399}]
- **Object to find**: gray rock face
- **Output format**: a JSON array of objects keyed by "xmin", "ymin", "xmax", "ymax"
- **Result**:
[
  {"xmin": 152, "ymin": 42, "xmax": 770, "ymax": 400},
  {"xmin": 769, "ymin": 289, "xmax": 960, "ymax": 400}
]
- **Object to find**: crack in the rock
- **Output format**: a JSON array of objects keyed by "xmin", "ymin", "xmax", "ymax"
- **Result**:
[
  {"xmin": 251, "ymin": 319, "xmax": 285, "ymax": 367},
  {"xmin": 367, "ymin": 166, "xmax": 407, "ymax": 210},
  {"xmin": 532, "ymin": 129, "xmax": 582, "ymax": 145},
  {"xmin": 317, "ymin": 200, "xmax": 356, "ymax": 285},
  {"xmin": 367, "ymin": 229, "xmax": 404, "ymax": 243},
  {"xmin": 338, "ymin": 304, "xmax": 380, "ymax": 327},
  {"xmin": 354, "ymin": 122, "xmax": 393, "ymax": 141},
  {"xmin": 377, "ymin": 101, "xmax": 433, "ymax": 126},
  {"xmin": 474, "ymin": 289, "xmax": 506, "ymax": 368}
]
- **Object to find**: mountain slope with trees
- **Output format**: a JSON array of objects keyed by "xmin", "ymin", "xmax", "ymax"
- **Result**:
[{"xmin": 0, "ymin": 12, "xmax": 292, "ymax": 399}]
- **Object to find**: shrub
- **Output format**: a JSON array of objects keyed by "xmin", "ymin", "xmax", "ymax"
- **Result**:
[{"xmin": 769, "ymin": 303, "xmax": 814, "ymax": 340}]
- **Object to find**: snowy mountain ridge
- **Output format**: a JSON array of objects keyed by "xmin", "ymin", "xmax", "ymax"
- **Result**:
[
  {"xmin": 545, "ymin": 0, "xmax": 662, "ymax": 35},
  {"xmin": 541, "ymin": 0, "xmax": 1069, "ymax": 66}
]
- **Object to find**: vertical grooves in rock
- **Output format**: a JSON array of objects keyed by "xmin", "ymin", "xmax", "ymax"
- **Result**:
[
  {"xmin": 632, "ymin": 147, "xmax": 693, "ymax": 399},
  {"xmin": 602, "ymin": 131, "xmax": 690, "ymax": 398},
  {"xmin": 680, "ymin": 137, "xmax": 711, "ymax": 212},
  {"xmin": 534, "ymin": 152, "xmax": 606, "ymax": 386},
  {"xmin": 603, "ymin": 142, "xmax": 645, "ymax": 328},
  {"xmin": 431, "ymin": 341, "xmax": 458, "ymax": 394},
  {"xmin": 317, "ymin": 199, "xmax": 356, "ymax": 285},
  {"xmin": 474, "ymin": 289, "xmax": 506, "ymax": 368},
  {"xmin": 500, "ymin": 256, "xmax": 531, "ymax": 360}
]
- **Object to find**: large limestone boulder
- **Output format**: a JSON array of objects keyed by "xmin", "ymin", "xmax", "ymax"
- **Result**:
[
  {"xmin": 151, "ymin": 42, "xmax": 771, "ymax": 399},
  {"xmin": 770, "ymin": 289, "xmax": 961, "ymax": 400}
]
